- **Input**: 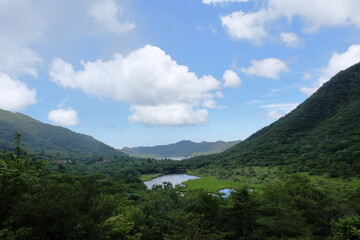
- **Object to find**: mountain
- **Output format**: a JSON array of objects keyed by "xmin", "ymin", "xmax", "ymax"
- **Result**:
[
  {"xmin": 121, "ymin": 140, "xmax": 241, "ymax": 158},
  {"xmin": 0, "ymin": 109, "xmax": 126, "ymax": 159},
  {"xmin": 187, "ymin": 62, "xmax": 360, "ymax": 177}
]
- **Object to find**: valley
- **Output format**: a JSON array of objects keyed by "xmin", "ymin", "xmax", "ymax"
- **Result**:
[{"xmin": 2, "ymin": 62, "xmax": 360, "ymax": 239}]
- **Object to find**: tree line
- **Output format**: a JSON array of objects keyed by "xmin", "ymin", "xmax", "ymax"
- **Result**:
[{"xmin": 1, "ymin": 135, "xmax": 360, "ymax": 239}]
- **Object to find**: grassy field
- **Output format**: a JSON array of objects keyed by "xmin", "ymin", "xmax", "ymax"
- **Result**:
[
  {"xmin": 140, "ymin": 174, "xmax": 158, "ymax": 181},
  {"xmin": 184, "ymin": 166, "xmax": 360, "ymax": 195},
  {"xmin": 180, "ymin": 176, "xmax": 259, "ymax": 193}
]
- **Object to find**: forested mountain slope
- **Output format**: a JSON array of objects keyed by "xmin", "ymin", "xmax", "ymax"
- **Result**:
[
  {"xmin": 188, "ymin": 62, "xmax": 360, "ymax": 177},
  {"xmin": 0, "ymin": 109, "xmax": 126, "ymax": 159},
  {"xmin": 122, "ymin": 140, "xmax": 241, "ymax": 158}
]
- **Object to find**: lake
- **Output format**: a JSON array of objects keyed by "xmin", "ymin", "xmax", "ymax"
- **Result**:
[{"xmin": 143, "ymin": 173, "xmax": 200, "ymax": 189}]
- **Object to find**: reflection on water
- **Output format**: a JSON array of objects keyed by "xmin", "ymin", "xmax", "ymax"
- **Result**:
[
  {"xmin": 144, "ymin": 173, "xmax": 200, "ymax": 189},
  {"xmin": 218, "ymin": 188, "xmax": 236, "ymax": 198}
]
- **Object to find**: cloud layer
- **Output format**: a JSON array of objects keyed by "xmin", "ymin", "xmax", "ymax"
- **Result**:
[
  {"xmin": 0, "ymin": 0, "xmax": 47, "ymax": 76},
  {"xmin": 220, "ymin": 0, "xmax": 360, "ymax": 44},
  {"xmin": 50, "ymin": 45, "xmax": 221, "ymax": 126}
]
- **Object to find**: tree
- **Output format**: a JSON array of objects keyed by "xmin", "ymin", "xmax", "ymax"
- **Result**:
[
  {"xmin": 254, "ymin": 175, "xmax": 333, "ymax": 239},
  {"xmin": 0, "ymin": 133, "xmax": 44, "ymax": 227},
  {"xmin": 329, "ymin": 216, "xmax": 360, "ymax": 240}
]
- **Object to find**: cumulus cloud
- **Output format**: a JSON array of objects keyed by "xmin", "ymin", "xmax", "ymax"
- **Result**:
[
  {"xmin": 241, "ymin": 58, "xmax": 289, "ymax": 79},
  {"xmin": 50, "ymin": 45, "xmax": 221, "ymax": 126},
  {"xmin": 0, "ymin": 72, "xmax": 37, "ymax": 111},
  {"xmin": 88, "ymin": 0, "xmax": 135, "ymax": 34},
  {"xmin": 48, "ymin": 108, "xmax": 79, "ymax": 127},
  {"xmin": 203, "ymin": 0, "xmax": 250, "ymax": 5},
  {"xmin": 301, "ymin": 44, "xmax": 360, "ymax": 95},
  {"xmin": 223, "ymin": 70, "xmax": 241, "ymax": 87},
  {"xmin": 221, "ymin": 10, "xmax": 273, "ymax": 44},
  {"xmin": 280, "ymin": 32, "xmax": 302, "ymax": 47}
]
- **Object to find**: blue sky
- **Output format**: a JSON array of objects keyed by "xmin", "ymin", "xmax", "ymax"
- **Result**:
[{"xmin": 1, "ymin": 0, "xmax": 360, "ymax": 148}]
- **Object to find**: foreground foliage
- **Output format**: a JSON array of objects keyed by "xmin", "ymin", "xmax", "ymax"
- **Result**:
[{"xmin": 1, "ymin": 141, "xmax": 360, "ymax": 240}]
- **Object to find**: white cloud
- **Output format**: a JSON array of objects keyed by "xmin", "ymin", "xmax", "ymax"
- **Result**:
[
  {"xmin": 50, "ymin": 45, "xmax": 221, "ymax": 126},
  {"xmin": 302, "ymin": 73, "xmax": 312, "ymax": 81},
  {"xmin": 221, "ymin": 1, "xmax": 360, "ymax": 44},
  {"xmin": 260, "ymin": 102, "xmax": 299, "ymax": 120},
  {"xmin": 0, "ymin": 45, "xmax": 43, "ymax": 77},
  {"xmin": 203, "ymin": 0, "xmax": 250, "ymax": 5},
  {"xmin": 265, "ymin": 110, "xmax": 284, "ymax": 119},
  {"xmin": 299, "ymin": 86, "xmax": 318, "ymax": 96},
  {"xmin": 0, "ymin": 72, "xmax": 37, "ymax": 111},
  {"xmin": 88, "ymin": 0, "xmax": 135, "ymax": 34},
  {"xmin": 246, "ymin": 99, "xmax": 262, "ymax": 105},
  {"xmin": 0, "ymin": 0, "xmax": 47, "ymax": 76},
  {"xmin": 260, "ymin": 103, "xmax": 299, "ymax": 111},
  {"xmin": 203, "ymin": 99, "xmax": 217, "ymax": 109},
  {"xmin": 221, "ymin": 10, "xmax": 273, "ymax": 44},
  {"xmin": 128, "ymin": 104, "xmax": 208, "ymax": 126},
  {"xmin": 301, "ymin": 44, "xmax": 360, "ymax": 95},
  {"xmin": 223, "ymin": 69, "xmax": 241, "ymax": 87},
  {"xmin": 48, "ymin": 108, "xmax": 79, "ymax": 127},
  {"xmin": 215, "ymin": 91, "xmax": 224, "ymax": 98},
  {"xmin": 269, "ymin": 0, "xmax": 360, "ymax": 32},
  {"xmin": 242, "ymin": 58, "xmax": 289, "ymax": 79},
  {"xmin": 280, "ymin": 32, "xmax": 302, "ymax": 47}
]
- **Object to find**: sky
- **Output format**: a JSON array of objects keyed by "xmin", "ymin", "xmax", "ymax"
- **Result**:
[{"xmin": 1, "ymin": 0, "xmax": 360, "ymax": 149}]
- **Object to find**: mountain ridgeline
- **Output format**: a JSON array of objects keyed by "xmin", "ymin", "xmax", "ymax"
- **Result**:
[
  {"xmin": 122, "ymin": 140, "xmax": 241, "ymax": 158},
  {"xmin": 0, "ymin": 109, "xmax": 126, "ymax": 160},
  {"xmin": 187, "ymin": 62, "xmax": 360, "ymax": 177}
]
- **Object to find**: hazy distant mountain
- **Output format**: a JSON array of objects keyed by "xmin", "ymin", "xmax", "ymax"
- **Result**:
[
  {"xmin": 0, "ymin": 109, "xmax": 126, "ymax": 159},
  {"xmin": 187, "ymin": 62, "xmax": 360, "ymax": 177},
  {"xmin": 121, "ymin": 140, "xmax": 241, "ymax": 158}
]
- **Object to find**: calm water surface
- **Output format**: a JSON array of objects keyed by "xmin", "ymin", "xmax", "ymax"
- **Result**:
[
  {"xmin": 218, "ymin": 188, "xmax": 235, "ymax": 198},
  {"xmin": 144, "ymin": 173, "xmax": 200, "ymax": 189}
]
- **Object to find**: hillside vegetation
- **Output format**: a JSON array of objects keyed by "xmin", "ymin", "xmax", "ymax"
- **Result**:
[
  {"xmin": 122, "ymin": 140, "xmax": 240, "ymax": 158},
  {"xmin": 186, "ymin": 62, "xmax": 360, "ymax": 177},
  {"xmin": 0, "ymin": 109, "xmax": 126, "ymax": 159}
]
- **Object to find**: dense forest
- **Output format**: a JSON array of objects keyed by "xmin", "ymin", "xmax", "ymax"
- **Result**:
[{"xmin": 1, "ymin": 134, "xmax": 360, "ymax": 240}]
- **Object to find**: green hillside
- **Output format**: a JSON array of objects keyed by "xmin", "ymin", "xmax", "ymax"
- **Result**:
[
  {"xmin": 0, "ymin": 109, "xmax": 126, "ymax": 159},
  {"xmin": 122, "ymin": 140, "xmax": 241, "ymax": 158},
  {"xmin": 187, "ymin": 62, "xmax": 360, "ymax": 177}
]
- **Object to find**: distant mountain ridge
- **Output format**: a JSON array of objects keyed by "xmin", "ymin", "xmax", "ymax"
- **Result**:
[
  {"xmin": 121, "ymin": 140, "xmax": 241, "ymax": 158},
  {"xmin": 0, "ymin": 109, "xmax": 126, "ymax": 159},
  {"xmin": 187, "ymin": 62, "xmax": 360, "ymax": 177}
]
